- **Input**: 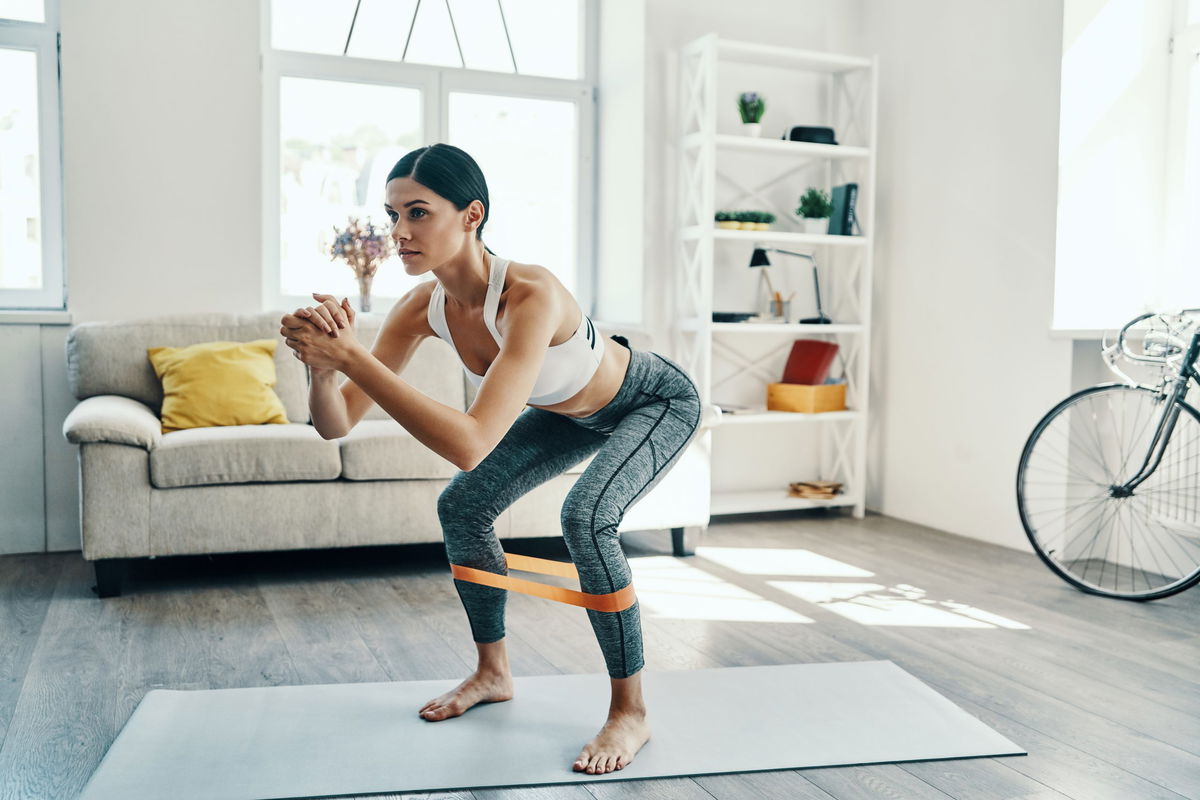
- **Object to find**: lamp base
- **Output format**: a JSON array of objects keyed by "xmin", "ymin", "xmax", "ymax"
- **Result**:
[{"xmin": 799, "ymin": 314, "xmax": 832, "ymax": 324}]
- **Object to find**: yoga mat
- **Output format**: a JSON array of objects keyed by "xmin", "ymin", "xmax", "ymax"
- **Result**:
[{"xmin": 81, "ymin": 660, "xmax": 1025, "ymax": 799}]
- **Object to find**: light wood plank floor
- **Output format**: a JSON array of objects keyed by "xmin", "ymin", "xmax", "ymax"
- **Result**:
[{"xmin": 0, "ymin": 510, "xmax": 1197, "ymax": 800}]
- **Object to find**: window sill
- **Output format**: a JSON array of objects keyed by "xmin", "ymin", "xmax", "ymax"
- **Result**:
[{"xmin": 0, "ymin": 310, "xmax": 73, "ymax": 325}]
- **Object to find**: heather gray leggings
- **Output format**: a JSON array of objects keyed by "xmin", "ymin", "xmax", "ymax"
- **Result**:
[{"xmin": 436, "ymin": 338, "xmax": 702, "ymax": 679}]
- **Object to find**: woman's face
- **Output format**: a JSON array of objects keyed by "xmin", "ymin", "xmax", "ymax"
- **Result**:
[{"xmin": 384, "ymin": 176, "xmax": 484, "ymax": 273}]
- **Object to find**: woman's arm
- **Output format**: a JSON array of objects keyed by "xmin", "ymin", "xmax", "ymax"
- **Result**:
[{"xmin": 341, "ymin": 280, "xmax": 561, "ymax": 471}]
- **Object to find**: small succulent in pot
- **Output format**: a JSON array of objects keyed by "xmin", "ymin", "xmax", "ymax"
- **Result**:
[
  {"xmin": 715, "ymin": 210, "xmax": 742, "ymax": 229},
  {"xmin": 796, "ymin": 188, "xmax": 833, "ymax": 234},
  {"xmin": 737, "ymin": 92, "xmax": 765, "ymax": 123}
]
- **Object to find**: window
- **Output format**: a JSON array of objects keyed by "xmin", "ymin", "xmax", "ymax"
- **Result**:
[
  {"xmin": 0, "ymin": 0, "xmax": 64, "ymax": 310},
  {"xmin": 263, "ymin": 0, "xmax": 596, "ymax": 314},
  {"xmin": 1054, "ymin": 0, "xmax": 1200, "ymax": 333}
]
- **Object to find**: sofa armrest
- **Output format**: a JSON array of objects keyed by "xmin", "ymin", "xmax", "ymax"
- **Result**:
[{"xmin": 63, "ymin": 395, "xmax": 163, "ymax": 449}]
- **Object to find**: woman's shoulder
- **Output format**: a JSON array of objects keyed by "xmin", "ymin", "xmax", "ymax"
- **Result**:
[
  {"xmin": 502, "ymin": 259, "xmax": 565, "ymax": 303},
  {"xmin": 380, "ymin": 280, "xmax": 438, "ymax": 339}
]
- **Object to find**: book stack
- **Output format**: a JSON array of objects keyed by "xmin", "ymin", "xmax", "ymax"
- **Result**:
[{"xmin": 787, "ymin": 480, "xmax": 843, "ymax": 499}]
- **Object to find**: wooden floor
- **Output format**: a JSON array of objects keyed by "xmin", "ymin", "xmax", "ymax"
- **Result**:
[{"xmin": 0, "ymin": 510, "xmax": 1197, "ymax": 800}]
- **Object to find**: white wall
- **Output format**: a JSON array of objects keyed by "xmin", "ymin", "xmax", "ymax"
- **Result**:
[
  {"xmin": 856, "ymin": 0, "xmax": 1073, "ymax": 550},
  {"xmin": 61, "ymin": 0, "xmax": 262, "ymax": 323}
]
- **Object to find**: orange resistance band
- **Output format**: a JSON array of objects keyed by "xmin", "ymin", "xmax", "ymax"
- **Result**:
[{"xmin": 449, "ymin": 552, "xmax": 637, "ymax": 613}]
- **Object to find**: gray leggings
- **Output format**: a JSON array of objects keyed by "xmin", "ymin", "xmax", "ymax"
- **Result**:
[{"xmin": 436, "ymin": 338, "xmax": 702, "ymax": 679}]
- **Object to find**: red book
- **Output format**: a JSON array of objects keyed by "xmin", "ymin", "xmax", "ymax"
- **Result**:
[{"xmin": 782, "ymin": 339, "xmax": 838, "ymax": 384}]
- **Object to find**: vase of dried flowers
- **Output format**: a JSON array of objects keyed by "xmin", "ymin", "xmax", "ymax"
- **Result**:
[{"xmin": 329, "ymin": 216, "xmax": 393, "ymax": 313}]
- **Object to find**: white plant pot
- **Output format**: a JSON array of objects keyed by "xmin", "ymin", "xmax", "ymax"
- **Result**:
[
  {"xmin": 742, "ymin": 122, "xmax": 762, "ymax": 137},
  {"xmin": 802, "ymin": 217, "xmax": 828, "ymax": 235}
]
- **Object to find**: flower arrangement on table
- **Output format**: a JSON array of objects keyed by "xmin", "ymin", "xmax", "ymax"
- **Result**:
[{"xmin": 329, "ymin": 216, "xmax": 393, "ymax": 313}]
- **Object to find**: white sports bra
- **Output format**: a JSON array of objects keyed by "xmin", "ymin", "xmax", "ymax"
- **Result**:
[{"xmin": 426, "ymin": 253, "xmax": 605, "ymax": 405}]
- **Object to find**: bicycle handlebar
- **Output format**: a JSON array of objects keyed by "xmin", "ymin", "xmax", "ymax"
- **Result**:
[{"xmin": 1100, "ymin": 308, "xmax": 1200, "ymax": 388}]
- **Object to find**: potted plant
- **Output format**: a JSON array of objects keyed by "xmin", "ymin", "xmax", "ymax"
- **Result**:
[
  {"xmin": 738, "ymin": 92, "xmax": 765, "ymax": 137},
  {"xmin": 756, "ymin": 211, "xmax": 776, "ymax": 231},
  {"xmin": 796, "ymin": 188, "xmax": 832, "ymax": 235},
  {"xmin": 715, "ymin": 210, "xmax": 742, "ymax": 230}
]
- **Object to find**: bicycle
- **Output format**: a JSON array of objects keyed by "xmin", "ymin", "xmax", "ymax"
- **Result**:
[{"xmin": 1016, "ymin": 308, "xmax": 1200, "ymax": 600}]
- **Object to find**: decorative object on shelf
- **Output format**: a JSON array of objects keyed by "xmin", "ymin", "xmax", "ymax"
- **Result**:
[
  {"xmin": 715, "ymin": 403, "xmax": 761, "ymax": 415},
  {"xmin": 782, "ymin": 125, "xmax": 838, "ymax": 145},
  {"xmin": 828, "ymin": 183, "xmax": 861, "ymax": 236},
  {"xmin": 783, "ymin": 339, "xmax": 839, "ymax": 384},
  {"xmin": 737, "ymin": 91, "xmax": 765, "ymax": 137},
  {"xmin": 796, "ymin": 187, "xmax": 833, "ymax": 235},
  {"xmin": 715, "ymin": 210, "xmax": 775, "ymax": 230},
  {"xmin": 749, "ymin": 246, "xmax": 832, "ymax": 324},
  {"xmin": 329, "ymin": 216, "xmax": 394, "ymax": 312},
  {"xmin": 715, "ymin": 211, "xmax": 741, "ymax": 230},
  {"xmin": 766, "ymin": 380, "xmax": 847, "ymax": 413},
  {"xmin": 787, "ymin": 479, "xmax": 844, "ymax": 499}
]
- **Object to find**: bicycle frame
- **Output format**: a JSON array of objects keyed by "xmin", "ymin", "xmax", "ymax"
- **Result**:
[{"xmin": 1118, "ymin": 329, "xmax": 1200, "ymax": 494}]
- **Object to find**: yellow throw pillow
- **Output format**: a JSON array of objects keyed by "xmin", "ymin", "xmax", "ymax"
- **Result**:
[{"xmin": 147, "ymin": 338, "xmax": 290, "ymax": 434}]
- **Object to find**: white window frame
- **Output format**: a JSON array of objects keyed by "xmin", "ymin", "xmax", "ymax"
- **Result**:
[
  {"xmin": 1162, "ymin": 0, "xmax": 1200, "ymax": 314},
  {"xmin": 1052, "ymin": 0, "xmax": 1200, "ymax": 339},
  {"xmin": 0, "ymin": 0, "xmax": 65, "ymax": 310},
  {"xmin": 260, "ymin": 0, "xmax": 599, "ymax": 317}
]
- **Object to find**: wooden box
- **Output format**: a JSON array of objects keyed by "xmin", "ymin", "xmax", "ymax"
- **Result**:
[{"xmin": 766, "ymin": 382, "xmax": 847, "ymax": 413}]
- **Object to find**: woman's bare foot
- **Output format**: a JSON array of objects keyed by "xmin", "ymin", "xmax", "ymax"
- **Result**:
[
  {"xmin": 573, "ymin": 708, "xmax": 651, "ymax": 774},
  {"xmin": 573, "ymin": 670, "xmax": 651, "ymax": 773},
  {"xmin": 418, "ymin": 668, "xmax": 514, "ymax": 720},
  {"xmin": 419, "ymin": 639, "xmax": 514, "ymax": 721}
]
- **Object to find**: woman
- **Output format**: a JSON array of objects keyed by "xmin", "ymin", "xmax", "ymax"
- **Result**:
[{"xmin": 279, "ymin": 143, "xmax": 702, "ymax": 775}]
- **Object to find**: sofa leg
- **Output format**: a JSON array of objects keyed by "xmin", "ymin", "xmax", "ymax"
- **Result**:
[
  {"xmin": 671, "ymin": 525, "xmax": 703, "ymax": 557},
  {"xmin": 92, "ymin": 558, "xmax": 128, "ymax": 598}
]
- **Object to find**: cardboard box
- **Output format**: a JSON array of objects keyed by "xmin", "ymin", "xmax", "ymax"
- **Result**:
[{"xmin": 766, "ymin": 382, "xmax": 847, "ymax": 413}]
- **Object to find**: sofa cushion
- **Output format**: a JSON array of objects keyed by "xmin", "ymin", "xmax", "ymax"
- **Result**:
[
  {"xmin": 147, "ymin": 338, "xmax": 291, "ymax": 433},
  {"xmin": 67, "ymin": 312, "xmax": 311, "ymax": 424},
  {"xmin": 149, "ymin": 423, "xmax": 340, "ymax": 488},
  {"xmin": 338, "ymin": 419, "xmax": 458, "ymax": 480}
]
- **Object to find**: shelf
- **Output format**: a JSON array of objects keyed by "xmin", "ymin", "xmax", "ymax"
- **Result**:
[
  {"xmin": 710, "ymin": 321, "xmax": 864, "ymax": 335},
  {"xmin": 683, "ymin": 132, "xmax": 870, "ymax": 160},
  {"xmin": 683, "ymin": 227, "xmax": 868, "ymax": 247},
  {"xmin": 711, "ymin": 489, "xmax": 857, "ymax": 515},
  {"xmin": 680, "ymin": 318, "xmax": 863, "ymax": 333},
  {"xmin": 715, "ymin": 39, "xmax": 872, "ymax": 73},
  {"xmin": 716, "ymin": 409, "xmax": 859, "ymax": 425}
]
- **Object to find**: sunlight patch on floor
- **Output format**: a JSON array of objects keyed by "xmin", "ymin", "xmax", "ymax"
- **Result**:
[
  {"xmin": 695, "ymin": 546, "xmax": 875, "ymax": 577},
  {"xmin": 628, "ymin": 556, "xmax": 814, "ymax": 623},
  {"xmin": 768, "ymin": 580, "xmax": 1031, "ymax": 629}
]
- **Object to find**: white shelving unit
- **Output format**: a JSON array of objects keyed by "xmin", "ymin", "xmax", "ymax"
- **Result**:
[{"xmin": 671, "ymin": 34, "xmax": 879, "ymax": 519}]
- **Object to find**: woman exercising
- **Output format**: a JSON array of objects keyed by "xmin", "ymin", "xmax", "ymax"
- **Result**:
[{"xmin": 279, "ymin": 143, "xmax": 701, "ymax": 775}]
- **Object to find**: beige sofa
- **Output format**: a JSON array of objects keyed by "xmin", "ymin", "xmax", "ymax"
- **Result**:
[{"xmin": 62, "ymin": 311, "xmax": 715, "ymax": 598}]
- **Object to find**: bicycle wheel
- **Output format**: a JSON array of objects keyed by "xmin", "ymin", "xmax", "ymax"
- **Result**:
[{"xmin": 1016, "ymin": 383, "xmax": 1200, "ymax": 600}]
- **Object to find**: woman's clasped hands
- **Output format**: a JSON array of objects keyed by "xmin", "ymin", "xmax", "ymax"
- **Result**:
[{"xmin": 279, "ymin": 292, "xmax": 363, "ymax": 372}]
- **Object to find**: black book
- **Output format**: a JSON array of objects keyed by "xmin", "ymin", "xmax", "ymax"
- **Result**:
[{"xmin": 828, "ymin": 182, "xmax": 858, "ymax": 236}]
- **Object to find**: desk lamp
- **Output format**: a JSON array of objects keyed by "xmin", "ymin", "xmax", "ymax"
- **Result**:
[{"xmin": 748, "ymin": 246, "xmax": 832, "ymax": 324}]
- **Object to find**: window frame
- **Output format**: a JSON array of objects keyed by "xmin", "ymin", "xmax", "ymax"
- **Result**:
[
  {"xmin": 0, "ymin": 0, "xmax": 65, "ymax": 311},
  {"xmin": 1052, "ymin": 0, "xmax": 1200, "ymax": 338},
  {"xmin": 260, "ymin": 0, "xmax": 599, "ymax": 318}
]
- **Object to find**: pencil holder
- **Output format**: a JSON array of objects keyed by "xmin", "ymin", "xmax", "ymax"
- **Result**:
[{"xmin": 768, "ymin": 299, "xmax": 790, "ymax": 321}]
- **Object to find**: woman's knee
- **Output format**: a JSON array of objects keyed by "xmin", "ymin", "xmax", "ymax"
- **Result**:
[{"xmin": 437, "ymin": 479, "xmax": 498, "ymax": 532}]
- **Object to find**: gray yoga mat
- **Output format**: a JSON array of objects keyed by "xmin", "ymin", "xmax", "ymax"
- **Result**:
[{"xmin": 81, "ymin": 660, "xmax": 1025, "ymax": 799}]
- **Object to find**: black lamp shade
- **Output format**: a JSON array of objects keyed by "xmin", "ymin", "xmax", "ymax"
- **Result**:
[{"xmin": 748, "ymin": 247, "xmax": 771, "ymax": 267}]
